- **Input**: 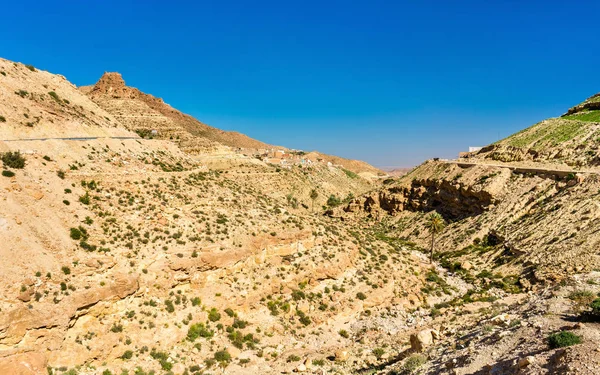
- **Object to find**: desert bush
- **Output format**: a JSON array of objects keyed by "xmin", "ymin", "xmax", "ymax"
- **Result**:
[
  {"xmin": 79, "ymin": 192, "xmax": 90, "ymax": 205},
  {"xmin": 0, "ymin": 115, "xmax": 6, "ymax": 122},
  {"xmin": 214, "ymin": 349, "xmax": 231, "ymax": 363},
  {"xmin": 342, "ymin": 168, "xmax": 358, "ymax": 179},
  {"xmin": 402, "ymin": 354, "xmax": 427, "ymax": 373},
  {"xmin": 548, "ymin": 331, "xmax": 581, "ymax": 348},
  {"xmin": 1, "ymin": 151, "xmax": 26, "ymax": 169},
  {"xmin": 208, "ymin": 308, "xmax": 221, "ymax": 322},
  {"xmin": 373, "ymin": 348, "xmax": 385, "ymax": 359},
  {"xmin": 224, "ymin": 307, "xmax": 235, "ymax": 317},
  {"xmin": 165, "ymin": 299, "xmax": 175, "ymax": 313},
  {"xmin": 48, "ymin": 91, "xmax": 61, "ymax": 102},
  {"xmin": 327, "ymin": 194, "xmax": 341, "ymax": 207},
  {"xmin": 2, "ymin": 170, "xmax": 15, "ymax": 177},
  {"xmin": 187, "ymin": 323, "xmax": 214, "ymax": 341},
  {"xmin": 25, "ymin": 64, "xmax": 36, "ymax": 72}
]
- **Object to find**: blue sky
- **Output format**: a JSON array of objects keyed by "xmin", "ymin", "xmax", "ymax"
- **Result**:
[{"xmin": 2, "ymin": 1, "xmax": 599, "ymax": 166}]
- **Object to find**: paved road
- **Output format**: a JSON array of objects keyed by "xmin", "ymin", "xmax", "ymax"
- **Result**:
[
  {"xmin": 0, "ymin": 136, "xmax": 139, "ymax": 142},
  {"xmin": 445, "ymin": 159, "xmax": 599, "ymax": 175}
]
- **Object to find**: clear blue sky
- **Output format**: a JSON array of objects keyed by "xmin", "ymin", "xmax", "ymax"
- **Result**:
[{"xmin": 2, "ymin": 1, "xmax": 599, "ymax": 167}]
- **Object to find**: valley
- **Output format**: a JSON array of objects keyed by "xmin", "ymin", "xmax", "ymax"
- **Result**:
[{"xmin": 0, "ymin": 58, "xmax": 599, "ymax": 375}]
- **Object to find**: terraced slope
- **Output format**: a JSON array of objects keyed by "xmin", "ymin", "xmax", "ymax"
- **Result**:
[{"xmin": 469, "ymin": 93, "xmax": 600, "ymax": 167}]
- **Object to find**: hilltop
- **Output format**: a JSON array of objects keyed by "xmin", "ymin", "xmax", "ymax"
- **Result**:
[
  {"xmin": 467, "ymin": 93, "xmax": 600, "ymax": 168},
  {"xmin": 80, "ymin": 72, "xmax": 383, "ymax": 176}
]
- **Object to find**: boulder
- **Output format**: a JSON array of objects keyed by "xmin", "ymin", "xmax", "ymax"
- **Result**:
[
  {"xmin": 335, "ymin": 348, "xmax": 350, "ymax": 361},
  {"xmin": 518, "ymin": 356, "xmax": 535, "ymax": 368},
  {"xmin": 410, "ymin": 329, "xmax": 435, "ymax": 352}
]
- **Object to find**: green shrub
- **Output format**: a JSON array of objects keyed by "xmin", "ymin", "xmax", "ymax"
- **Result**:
[
  {"xmin": 214, "ymin": 350, "xmax": 231, "ymax": 363},
  {"xmin": 327, "ymin": 194, "xmax": 341, "ymax": 207},
  {"xmin": 2, "ymin": 170, "xmax": 15, "ymax": 177},
  {"xmin": 224, "ymin": 307, "xmax": 235, "ymax": 317},
  {"xmin": 1, "ymin": 151, "xmax": 26, "ymax": 169},
  {"xmin": 61, "ymin": 266, "xmax": 71, "ymax": 275},
  {"xmin": 70, "ymin": 227, "xmax": 82, "ymax": 240},
  {"xmin": 208, "ymin": 308, "xmax": 221, "ymax": 322},
  {"xmin": 0, "ymin": 115, "xmax": 6, "ymax": 122},
  {"xmin": 403, "ymin": 354, "xmax": 427, "ymax": 373},
  {"xmin": 187, "ymin": 323, "xmax": 214, "ymax": 341},
  {"xmin": 286, "ymin": 354, "xmax": 301, "ymax": 362},
  {"xmin": 120, "ymin": 350, "xmax": 133, "ymax": 360},
  {"xmin": 548, "ymin": 331, "xmax": 581, "ymax": 348},
  {"xmin": 342, "ymin": 168, "xmax": 358, "ymax": 179},
  {"xmin": 356, "ymin": 292, "xmax": 367, "ymax": 300},
  {"xmin": 338, "ymin": 329, "xmax": 349, "ymax": 338},
  {"xmin": 57, "ymin": 170, "xmax": 66, "ymax": 179},
  {"xmin": 373, "ymin": 348, "xmax": 385, "ymax": 359},
  {"xmin": 165, "ymin": 299, "xmax": 175, "ymax": 313},
  {"xmin": 25, "ymin": 64, "xmax": 36, "ymax": 72},
  {"xmin": 79, "ymin": 192, "xmax": 90, "ymax": 205},
  {"xmin": 48, "ymin": 91, "xmax": 61, "ymax": 103}
]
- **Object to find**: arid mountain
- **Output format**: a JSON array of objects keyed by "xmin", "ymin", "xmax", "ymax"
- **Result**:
[
  {"xmin": 1, "ymin": 57, "xmax": 599, "ymax": 375},
  {"xmin": 81, "ymin": 72, "xmax": 274, "ymax": 150},
  {"xmin": 80, "ymin": 72, "xmax": 384, "ymax": 176}
]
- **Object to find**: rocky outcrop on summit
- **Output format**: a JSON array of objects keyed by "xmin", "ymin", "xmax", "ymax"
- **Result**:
[
  {"xmin": 82, "ymin": 72, "xmax": 272, "ymax": 152},
  {"xmin": 563, "ymin": 92, "xmax": 600, "ymax": 116}
]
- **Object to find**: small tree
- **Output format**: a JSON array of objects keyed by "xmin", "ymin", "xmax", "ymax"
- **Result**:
[
  {"xmin": 309, "ymin": 189, "xmax": 318, "ymax": 213},
  {"xmin": 425, "ymin": 212, "xmax": 445, "ymax": 263}
]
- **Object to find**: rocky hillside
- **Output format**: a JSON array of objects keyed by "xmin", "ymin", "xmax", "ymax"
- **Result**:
[
  {"xmin": 80, "ymin": 72, "xmax": 383, "ymax": 176},
  {"xmin": 466, "ymin": 93, "xmax": 600, "ymax": 168},
  {"xmin": 332, "ymin": 95, "xmax": 600, "ymax": 374},
  {"xmin": 0, "ymin": 60, "xmax": 130, "ymax": 140},
  {"xmin": 0, "ymin": 58, "xmax": 418, "ymax": 375}
]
